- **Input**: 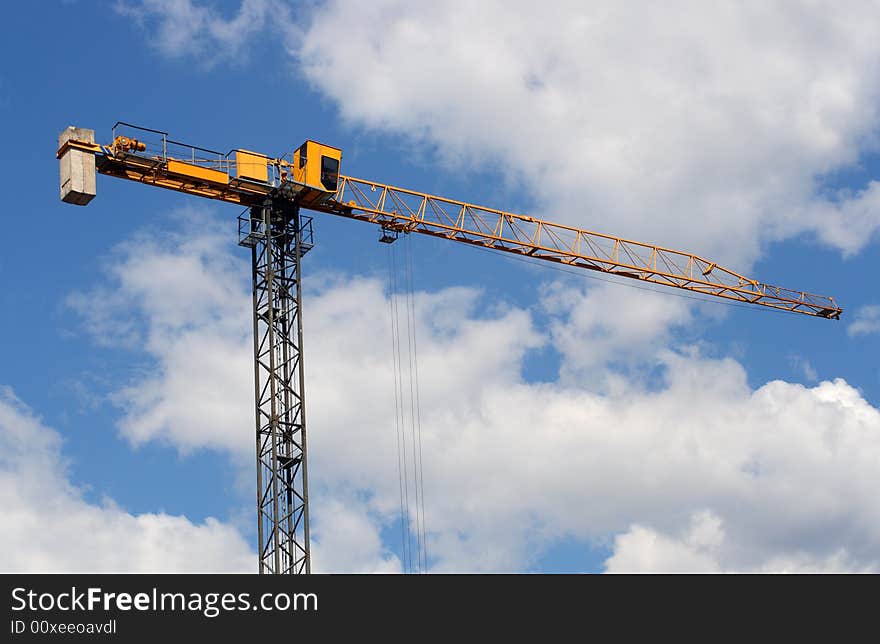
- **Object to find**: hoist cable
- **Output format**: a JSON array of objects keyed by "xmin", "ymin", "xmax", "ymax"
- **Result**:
[
  {"xmin": 402, "ymin": 236, "xmax": 421, "ymax": 573},
  {"xmin": 405, "ymin": 235, "xmax": 429, "ymax": 572},
  {"xmin": 399, "ymin": 238, "xmax": 424, "ymax": 573},
  {"xmin": 387, "ymin": 244, "xmax": 411, "ymax": 573},
  {"xmin": 391, "ymin": 242, "xmax": 417, "ymax": 573}
]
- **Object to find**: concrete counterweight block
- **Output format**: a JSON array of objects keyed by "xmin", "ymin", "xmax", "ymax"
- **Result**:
[{"xmin": 59, "ymin": 126, "xmax": 96, "ymax": 205}]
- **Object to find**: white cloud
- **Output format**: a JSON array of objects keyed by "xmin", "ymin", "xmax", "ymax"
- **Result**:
[
  {"xmin": 605, "ymin": 511, "xmax": 724, "ymax": 573},
  {"xmin": 605, "ymin": 511, "xmax": 869, "ymax": 573},
  {"xmin": 68, "ymin": 208, "xmax": 255, "ymax": 455},
  {"xmin": 541, "ymin": 281, "xmax": 694, "ymax": 386},
  {"xmin": 118, "ymin": 0, "xmax": 880, "ymax": 279},
  {"xmin": 788, "ymin": 354, "xmax": 819, "ymax": 382},
  {"xmin": 310, "ymin": 496, "xmax": 401, "ymax": 574},
  {"xmin": 0, "ymin": 386, "xmax": 254, "ymax": 572},
  {"xmin": 848, "ymin": 304, "xmax": 880, "ymax": 336},
  {"xmin": 68, "ymin": 223, "xmax": 880, "ymax": 572},
  {"xmin": 115, "ymin": 0, "xmax": 290, "ymax": 63},
  {"xmin": 294, "ymin": 1, "xmax": 880, "ymax": 267},
  {"xmin": 406, "ymin": 359, "xmax": 880, "ymax": 572},
  {"xmin": 0, "ymin": 380, "xmax": 399, "ymax": 573}
]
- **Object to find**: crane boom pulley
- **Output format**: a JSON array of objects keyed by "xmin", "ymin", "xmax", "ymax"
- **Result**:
[{"xmin": 57, "ymin": 122, "xmax": 843, "ymax": 575}]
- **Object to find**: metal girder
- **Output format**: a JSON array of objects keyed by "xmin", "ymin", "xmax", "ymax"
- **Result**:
[
  {"xmin": 245, "ymin": 199, "xmax": 314, "ymax": 574},
  {"xmin": 329, "ymin": 176, "xmax": 842, "ymax": 319}
]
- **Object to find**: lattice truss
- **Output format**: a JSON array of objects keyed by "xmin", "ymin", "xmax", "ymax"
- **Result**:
[
  {"xmin": 333, "ymin": 177, "xmax": 840, "ymax": 318},
  {"xmin": 246, "ymin": 201, "xmax": 313, "ymax": 574}
]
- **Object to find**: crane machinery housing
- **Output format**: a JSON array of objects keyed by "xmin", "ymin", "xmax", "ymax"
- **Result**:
[{"xmin": 57, "ymin": 122, "xmax": 843, "ymax": 575}]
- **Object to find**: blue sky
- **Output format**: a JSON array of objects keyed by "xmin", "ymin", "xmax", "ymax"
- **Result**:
[{"xmin": 1, "ymin": 1, "xmax": 880, "ymax": 572}]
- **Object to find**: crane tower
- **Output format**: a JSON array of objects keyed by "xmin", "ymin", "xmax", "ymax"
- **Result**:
[{"xmin": 57, "ymin": 122, "xmax": 842, "ymax": 574}]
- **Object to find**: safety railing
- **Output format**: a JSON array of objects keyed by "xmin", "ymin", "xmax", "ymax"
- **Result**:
[
  {"xmin": 111, "ymin": 122, "xmax": 228, "ymax": 175},
  {"xmin": 110, "ymin": 122, "xmax": 293, "ymax": 189},
  {"xmin": 238, "ymin": 209, "xmax": 315, "ymax": 254}
]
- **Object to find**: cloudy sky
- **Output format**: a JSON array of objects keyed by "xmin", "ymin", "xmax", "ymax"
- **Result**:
[{"xmin": 2, "ymin": 0, "xmax": 880, "ymax": 572}]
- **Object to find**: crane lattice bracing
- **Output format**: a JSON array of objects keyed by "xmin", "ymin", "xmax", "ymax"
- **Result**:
[
  {"xmin": 57, "ymin": 122, "xmax": 843, "ymax": 575},
  {"xmin": 333, "ymin": 178, "xmax": 841, "ymax": 318},
  {"xmin": 242, "ymin": 200, "xmax": 313, "ymax": 574}
]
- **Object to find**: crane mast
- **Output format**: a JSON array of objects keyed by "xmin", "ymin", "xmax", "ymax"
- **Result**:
[
  {"xmin": 246, "ymin": 199, "xmax": 312, "ymax": 574},
  {"xmin": 57, "ymin": 122, "xmax": 843, "ymax": 574}
]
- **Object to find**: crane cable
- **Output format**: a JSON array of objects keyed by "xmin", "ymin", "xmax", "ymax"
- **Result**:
[
  {"xmin": 387, "ymin": 243, "xmax": 412, "ymax": 573},
  {"xmin": 387, "ymin": 234, "xmax": 429, "ymax": 573},
  {"xmin": 404, "ymin": 234, "xmax": 429, "ymax": 572}
]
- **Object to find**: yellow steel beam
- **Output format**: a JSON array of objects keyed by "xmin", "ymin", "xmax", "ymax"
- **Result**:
[{"xmin": 166, "ymin": 159, "xmax": 230, "ymax": 185}]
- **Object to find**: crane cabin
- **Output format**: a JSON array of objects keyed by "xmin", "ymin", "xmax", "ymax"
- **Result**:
[
  {"xmin": 289, "ymin": 140, "xmax": 342, "ymax": 207},
  {"xmin": 235, "ymin": 139, "xmax": 341, "ymax": 207}
]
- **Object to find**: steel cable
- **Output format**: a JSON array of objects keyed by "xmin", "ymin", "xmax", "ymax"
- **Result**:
[
  {"xmin": 387, "ymin": 245, "xmax": 411, "ymax": 573},
  {"xmin": 404, "ymin": 235, "xmax": 429, "ymax": 572}
]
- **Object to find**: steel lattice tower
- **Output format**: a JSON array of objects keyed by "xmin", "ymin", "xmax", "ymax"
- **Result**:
[{"xmin": 243, "ymin": 198, "xmax": 314, "ymax": 574}]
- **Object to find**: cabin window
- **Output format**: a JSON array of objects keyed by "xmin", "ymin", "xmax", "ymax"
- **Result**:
[{"xmin": 320, "ymin": 155, "xmax": 339, "ymax": 191}]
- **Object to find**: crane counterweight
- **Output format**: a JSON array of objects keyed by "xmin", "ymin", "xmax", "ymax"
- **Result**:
[{"xmin": 58, "ymin": 126, "xmax": 97, "ymax": 205}]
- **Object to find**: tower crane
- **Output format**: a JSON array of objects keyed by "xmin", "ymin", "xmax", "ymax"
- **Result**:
[{"xmin": 57, "ymin": 122, "xmax": 843, "ymax": 574}]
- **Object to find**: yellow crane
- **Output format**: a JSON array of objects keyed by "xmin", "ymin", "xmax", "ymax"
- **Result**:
[{"xmin": 57, "ymin": 122, "xmax": 842, "ymax": 574}]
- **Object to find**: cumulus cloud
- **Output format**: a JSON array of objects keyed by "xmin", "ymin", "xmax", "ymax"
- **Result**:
[
  {"xmin": 541, "ymin": 281, "xmax": 694, "ymax": 386},
  {"xmin": 115, "ymin": 0, "xmax": 292, "ymax": 63},
  {"xmin": 605, "ymin": 511, "xmax": 870, "ymax": 573},
  {"xmin": 294, "ymin": 0, "xmax": 880, "ymax": 266},
  {"xmin": 848, "ymin": 304, "xmax": 880, "ymax": 336},
  {"xmin": 0, "ymin": 378, "xmax": 398, "ymax": 573},
  {"xmin": 604, "ymin": 511, "xmax": 724, "ymax": 573},
  {"xmin": 68, "ymin": 222, "xmax": 880, "ymax": 572},
  {"xmin": 788, "ymin": 354, "xmax": 819, "ymax": 382},
  {"xmin": 411, "ymin": 359, "xmax": 880, "ymax": 572},
  {"xmin": 67, "ymin": 207, "xmax": 255, "ymax": 455},
  {"xmin": 310, "ymin": 497, "xmax": 401, "ymax": 574},
  {"xmin": 0, "ymin": 386, "xmax": 254, "ymax": 572},
  {"xmin": 119, "ymin": 0, "xmax": 880, "ymax": 284}
]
